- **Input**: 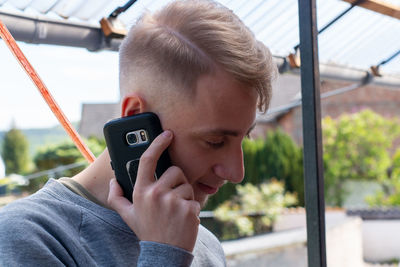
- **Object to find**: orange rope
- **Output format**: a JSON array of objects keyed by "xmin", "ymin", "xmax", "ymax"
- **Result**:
[{"xmin": 0, "ymin": 19, "xmax": 96, "ymax": 163}]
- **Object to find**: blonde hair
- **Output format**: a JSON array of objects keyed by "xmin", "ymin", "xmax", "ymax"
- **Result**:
[{"xmin": 119, "ymin": 0, "xmax": 277, "ymax": 112}]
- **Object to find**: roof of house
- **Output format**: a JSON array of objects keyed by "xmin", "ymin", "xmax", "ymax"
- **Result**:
[
  {"xmin": 78, "ymin": 103, "xmax": 120, "ymax": 138},
  {"xmin": 256, "ymin": 73, "xmax": 302, "ymax": 122}
]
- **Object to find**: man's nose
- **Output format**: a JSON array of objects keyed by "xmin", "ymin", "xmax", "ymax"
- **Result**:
[{"xmin": 213, "ymin": 146, "xmax": 244, "ymax": 184}]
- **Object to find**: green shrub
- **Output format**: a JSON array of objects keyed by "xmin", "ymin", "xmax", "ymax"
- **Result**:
[
  {"xmin": 205, "ymin": 129, "xmax": 304, "ymax": 210},
  {"xmin": 241, "ymin": 129, "xmax": 304, "ymax": 206},
  {"xmin": 253, "ymin": 130, "xmax": 304, "ymax": 205},
  {"xmin": 322, "ymin": 109, "xmax": 400, "ymax": 207},
  {"xmin": 22, "ymin": 137, "xmax": 106, "ymax": 193},
  {"xmin": 214, "ymin": 179, "xmax": 297, "ymax": 239},
  {"xmin": 366, "ymin": 149, "xmax": 400, "ymax": 206},
  {"xmin": 34, "ymin": 136, "xmax": 105, "ymax": 173}
]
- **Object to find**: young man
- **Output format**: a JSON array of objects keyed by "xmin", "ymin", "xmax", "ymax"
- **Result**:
[{"xmin": 0, "ymin": 0, "xmax": 276, "ymax": 266}]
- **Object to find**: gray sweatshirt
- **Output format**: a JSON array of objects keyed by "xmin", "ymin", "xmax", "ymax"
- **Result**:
[{"xmin": 0, "ymin": 179, "xmax": 226, "ymax": 266}]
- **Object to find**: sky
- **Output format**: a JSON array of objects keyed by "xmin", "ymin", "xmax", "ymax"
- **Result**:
[{"xmin": 0, "ymin": 41, "xmax": 120, "ymax": 131}]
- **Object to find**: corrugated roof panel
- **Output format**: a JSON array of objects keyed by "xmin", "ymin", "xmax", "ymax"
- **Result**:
[
  {"xmin": 343, "ymin": 26, "xmax": 399, "ymax": 67},
  {"xmin": 29, "ymin": 0, "xmax": 58, "ymax": 14},
  {"xmin": 381, "ymin": 52, "xmax": 400, "ymax": 74},
  {"xmin": 7, "ymin": 0, "xmax": 32, "ymax": 10},
  {"xmin": 261, "ymin": 2, "xmax": 299, "ymax": 54},
  {"xmin": 51, "ymin": 0, "xmax": 86, "ymax": 18},
  {"xmin": 247, "ymin": 0, "xmax": 282, "ymax": 32},
  {"xmin": 0, "ymin": 0, "xmax": 399, "ymax": 74},
  {"xmin": 235, "ymin": 0, "xmax": 265, "ymax": 19},
  {"xmin": 0, "ymin": 1, "xmax": 20, "ymax": 12},
  {"xmin": 72, "ymin": 0, "xmax": 109, "ymax": 21},
  {"xmin": 227, "ymin": 0, "xmax": 248, "ymax": 16},
  {"xmin": 318, "ymin": 5, "xmax": 400, "ymax": 69},
  {"xmin": 316, "ymin": 0, "xmax": 349, "ymax": 30},
  {"xmin": 242, "ymin": 0, "xmax": 269, "ymax": 23},
  {"xmin": 319, "ymin": 14, "xmax": 380, "ymax": 60},
  {"xmin": 219, "ymin": 0, "xmax": 236, "ymax": 7}
]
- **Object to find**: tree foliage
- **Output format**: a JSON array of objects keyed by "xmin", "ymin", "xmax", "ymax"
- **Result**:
[
  {"xmin": 322, "ymin": 109, "xmax": 400, "ymax": 206},
  {"xmin": 1, "ymin": 127, "xmax": 31, "ymax": 175}
]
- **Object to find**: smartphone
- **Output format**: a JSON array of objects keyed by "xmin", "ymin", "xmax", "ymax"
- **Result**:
[{"xmin": 103, "ymin": 112, "xmax": 171, "ymax": 201}]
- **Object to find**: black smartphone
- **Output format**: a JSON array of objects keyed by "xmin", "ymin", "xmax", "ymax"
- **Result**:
[{"xmin": 103, "ymin": 112, "xmax": 171, "ymax": 201}]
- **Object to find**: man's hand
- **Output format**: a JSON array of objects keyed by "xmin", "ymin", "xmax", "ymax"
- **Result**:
[{"xmin": 108, "ymin": 130, "xmax": 201, "ymax": 252}]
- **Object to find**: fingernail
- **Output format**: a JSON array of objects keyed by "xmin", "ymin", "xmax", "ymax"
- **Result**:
[{"xmin": 163, "ymin": 130, "xmax": 172, "ymax": 138}]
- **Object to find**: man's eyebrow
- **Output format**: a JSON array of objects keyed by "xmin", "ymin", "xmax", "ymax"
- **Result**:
[{"xmin": 197, "ymin": 123, "xmax": 257, "ymax": 137}]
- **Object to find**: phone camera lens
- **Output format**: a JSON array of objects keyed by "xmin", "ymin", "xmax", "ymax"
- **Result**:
[
  {"xmin": 140, "ymin": 131, "xmax": 147, "ymax": 142},
  {"xmin": 126, "ymin": 132, "xmax": 138, "ymax": 145}
]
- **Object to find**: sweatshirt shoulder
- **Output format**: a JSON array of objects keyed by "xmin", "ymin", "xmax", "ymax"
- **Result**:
[
  {"xmin": 0, "ymin": 189, "xmax": 82, "ymax": 235},
  {"xmin": 198, "ymin": 225, "xmax": 222, "ymax": 250},
  {"xmin": 0, "ymin": 192, "xmax": 84, "ymax": 266},
  {"xmin": 194, "ymin": 225, "xmax": 226, "ymax": 266}
]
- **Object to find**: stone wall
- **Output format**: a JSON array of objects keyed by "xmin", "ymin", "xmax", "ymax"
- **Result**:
[{"xmin": 222, "ymin": 210, "xmax": 364, "ymax": 267}]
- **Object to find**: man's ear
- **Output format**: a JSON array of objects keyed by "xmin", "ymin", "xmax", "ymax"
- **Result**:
[{"xmin": 121, "ymin": 94, "xmax": 146, "ymax": 117}]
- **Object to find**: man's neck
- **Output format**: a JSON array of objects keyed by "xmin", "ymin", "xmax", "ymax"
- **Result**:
[{"xmin": 72, "ymin": 149, "xmax": 115, "ymax": 206}]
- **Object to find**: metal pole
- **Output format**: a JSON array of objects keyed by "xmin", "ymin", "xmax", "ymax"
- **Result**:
[{"xmin": 297, "ymin": 0, "xmax": 327, "ymax": 267}]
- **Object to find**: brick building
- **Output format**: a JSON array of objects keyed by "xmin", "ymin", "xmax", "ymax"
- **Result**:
[{"xmin": 254, "ymin": 72, "xmax": 400, "ymax": 145}]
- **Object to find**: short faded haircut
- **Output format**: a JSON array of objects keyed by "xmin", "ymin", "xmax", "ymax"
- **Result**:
[{"xmin": 119, "ymin": 0, "xmax": 277, "ymax": 112}]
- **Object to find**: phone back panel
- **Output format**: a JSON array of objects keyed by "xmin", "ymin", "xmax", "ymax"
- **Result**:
[{"xmin": 103, "ymin": 112, "xmax": 171, "ymax": 201}]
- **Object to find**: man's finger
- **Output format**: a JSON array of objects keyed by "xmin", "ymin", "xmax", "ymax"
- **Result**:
[
  {"xmin": 108, "ymin": 178, "xmax": 133, "ymax": 216},
  {"xmin": 136, "ymin": 130, "xmax": 173, "ymax": 187},
  {"xmin": 171, "ymin": 183, "xmax": 194, "ymax": 201},
  {"xmin": 157, "ymin": 166, "xmax": 188, "ymax": 189}
]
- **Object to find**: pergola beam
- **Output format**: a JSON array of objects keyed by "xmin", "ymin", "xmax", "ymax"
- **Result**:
[
  {"xmin": 342, "ymin": 0, "xmax": 400, "ymax": 20},
  {"xmin": 0, "ymin": 10, "xmax": 122, "ymax": 51}
]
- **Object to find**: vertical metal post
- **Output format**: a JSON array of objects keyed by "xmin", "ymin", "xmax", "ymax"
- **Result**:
[{"xmin": 297, "ymin": 1, "xmax": 327, "ymax": 267}]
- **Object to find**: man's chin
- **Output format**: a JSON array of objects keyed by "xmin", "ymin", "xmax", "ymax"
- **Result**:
[{"xmin": 196, "ymin": 195, "xmax": 209, "ymax": 209}]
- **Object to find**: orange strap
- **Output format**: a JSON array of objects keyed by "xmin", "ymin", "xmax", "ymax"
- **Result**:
[{"xmin": 0, "ymin": 19, "xmax": 96, "ymax": 163}]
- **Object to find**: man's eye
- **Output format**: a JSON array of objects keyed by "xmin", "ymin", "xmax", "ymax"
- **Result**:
[{"xmin": 206, "ymin": 141, "xmax": 225, "ymax": 149}]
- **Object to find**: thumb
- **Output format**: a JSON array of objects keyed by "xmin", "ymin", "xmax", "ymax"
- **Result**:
[{"xmin": 108, "ymin": 178, "xmax": 133, "ymax": 216}]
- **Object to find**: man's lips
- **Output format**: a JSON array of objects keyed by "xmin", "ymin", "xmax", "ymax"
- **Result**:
[{"xmin": 197, "ymin": 183, "xmax": 219, "ymax": 195}]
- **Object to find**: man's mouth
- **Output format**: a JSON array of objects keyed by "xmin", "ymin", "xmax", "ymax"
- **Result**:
[{"xmin": 197, "ymin": 182, "xmax": 219, "ymax": 195}]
